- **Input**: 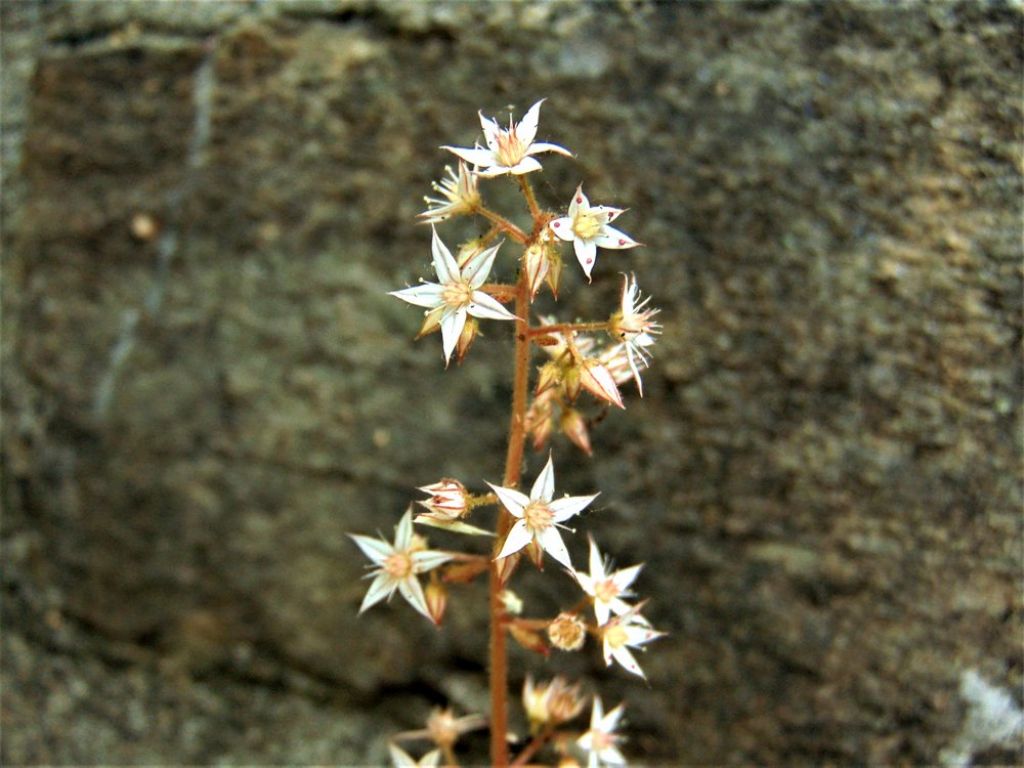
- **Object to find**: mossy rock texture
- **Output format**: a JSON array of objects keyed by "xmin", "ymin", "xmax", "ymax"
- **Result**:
[{"xmin": 2, "ymin": 1, "xmax": 1021, "ymax": 765}]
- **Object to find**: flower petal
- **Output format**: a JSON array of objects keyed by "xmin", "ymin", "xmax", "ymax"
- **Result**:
[
  {"xmin": 569, "ymin": 184, "xmax": 588, "ymax": 218},
  {"xmin": 359, "ymin": 572, "xmax": 397, "ymax": 613},
  {"xmin": 349, "ymin": 533, "xmax": 392, "ymax": 565},
  {"xmin": 611, "ymin": 645, "xmax": 646, "ymax": 679},
  {"xmin": 538, "ymin": 526, "xmax": 572, "ymax": 569},
  {"xmin": 389, "ymin": 283, "xmax": 445, "ymax": 309},
  {"xmin": 411, "ymin": 549, "xmax": 454, "ymax": 573},
  {"xmin": 486, "ymin": 483, "xmax": 530, "ymax": 517},
  {"xmin": 479, "ymin": 112, "xmax": 501, "ymax": 151},
  {"xmin": 388, "ymin": 744, "xmax": 417, "ymax": 768},
  {"xmin": 477, "ymin": 165, "xmax": 512, "ymax": 178},
  {"xmin": 593, "ymin": 225, "xmax": 639, "ymax": 250},
  {"xmin": 573, "ymin": 238, "xmax": 598, "ymax": 280},
  {"xmin": 440, "ymin": 307, "xmax": 467, "ymax": 365},
  {"xmin": 594, "ymin": 600, "xmax": 611, "ymax": 627},
  {"xmin": 527, "ymin": 141, "xmax": 573, "ymax": 158},
  {"xmin": 625, "ymin": 623, "xmax": 666, "ymax": 647},
  {"xmin": 398, "ymin": 575, "xmax": 431, "ymax": 619},
  {"xmin": 550, "ymin": 493, "xmax": 599, "ymax": 522},
  {"xmin": 496, "ymin": 519, "xmax": 533, "ymax": 560},
  {"xmin": 431, "ymin": 227, "xmax": 459, "ymax": 284},
  {"xmin": 611, "ymin": 563, "xmax": 643, "ymax": 593},
  {"xmin": 441, "ymin": 145, "xmax": 498, "ymax": 168},
  {"xmin": 591, "ymin": 205, "xmax": 626, "ymax": 222},
  {"xmin": 517, "ymin": 98, "xmax": 545, "ymax": 147},
  {"xmin": 509, "ymin": 156, "xmax": 543, "ymax": 175},
  {"xmin": 394, "ymin": 508, "xmax": 415, "ymax": 550},
  {"xmin": 530, "ymin": 453, "xmax": 556, "ymax": 502},
  {"xmin": 467, "ymin": 291, "xmax": 517, "ymax": 321},
  {"xmin": 548, "ymin": 217, "xmax": 574, "ymax": 241},
  {"xmin": 588, "ymin": 536, "xmax": 606, "ymax": 580},
  {"xmin": 602, "ymin": 702, "xmax": 626, "ymax": 733},
  {"xmin": 461, "ymin": 242, "xmax": 502, "ymax": 288}
]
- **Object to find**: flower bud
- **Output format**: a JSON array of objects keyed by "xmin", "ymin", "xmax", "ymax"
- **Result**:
[
  {"xmin": 415, "ymin": 306, "xmax": 445, "ymax": 339},
  {"xmin": 535, "ymin": 361, "xmax": 562, "ymax": 395},
  {"xmin": 523, "ymin": 242, "xmax": 550, "ymax": 299},
  {"xmin": 578, "ymin": 359, "xmax": 624, "ymax": 409},
  {"xmin": 425, "ymin": 580, "xmax": 448, "ymax": 626},
  {"xmin": 509, "ymin": 623, "xmax": 549, "ymax": 656},
  {"xmin": 547, "ymin": 612, "xmax": 587, "ymax": 652},
  {"xmin": 417, "ymin": 478, "xmax": 469, "ymax": 520},
  {"xmin": 495, "ymin": 551, "xmax": 520, "ymax": 584},
  {"xmin": 498, "ymin": 589, "xmax": 523, "ymax": 615},
  {"xmin": 455, "ymin": 316, "xmax": 479, "ymax": 363},
  {"xmin": 560, "ymin": 407, "xmax": 592, "ymax": 456},
  {"xmin": 525, "ymin": 392, "xmax": 555, "ymax": 452},
  {"xmin": 561, "ymin": 363, "xmax": 582, "ymax": 402},
  {"xmin": 545, "ymin": 249, "xmax": 563, "ymax": 299}
]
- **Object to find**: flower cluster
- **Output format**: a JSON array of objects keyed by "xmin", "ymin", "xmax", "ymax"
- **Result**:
[{"xmin": 350, "ymin": 99, "xmax": 665, "ymax": 767}]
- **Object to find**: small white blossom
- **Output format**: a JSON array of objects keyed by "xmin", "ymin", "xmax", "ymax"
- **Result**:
[
  {"xmin": 390, "ymin": 228, "xmax": 516, "ymax": 365},
  {"xmin": 418, "ymin": 162, "xmax": 480, "ymax": 224},
  {"xmin": 549, "ymin": 184, "xmax": 639, "ymax": 281},
  {"xmin": 388, "ymin": 744, "xmax": 441, "ymax": 768},
  {"xmin": 442, "ymin": 99, "xmax": 572, "ymax": 177},
  {"xmin": 487, "ymin": 454, "xmax": 597, "ymax": 569},
  {"xmin": 572, "ymin": 536, "xmax": 644, "ymax": 626},
  {"xmin": 577, "ymin": 696, "xmax": 627, "ymax": 768},
  {"xmin": 600, "ymin": 604, "xmax": 665, "ymax": 680},
  {"xmin": 349, "ymin": 508, "xmax": 453, "ymax": 622},
  {"xmin": 609, "ymin": 275, "xmax": 661, "ymax": 395}
]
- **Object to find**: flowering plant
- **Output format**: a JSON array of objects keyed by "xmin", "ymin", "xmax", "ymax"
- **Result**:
[{"xmin": 351, "ymin": 100, "xmax": 664, "ymax": 767}]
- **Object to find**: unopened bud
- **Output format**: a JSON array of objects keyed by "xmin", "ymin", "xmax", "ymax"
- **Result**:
[
  {"xmin": 455, "ymin": 317, "xmax": 479, "ymax": 363},
  {"xmin": 498, "ymin": 589, "xmax": 523, "ymax": 615},
  {"xmin": 425, "ymin": 581, "xmax": 448, "ymax": 626},
  {"xmin": 525, "ymin": 393, "xmax": 555, "ymax": 452},
  {"xmin": 523, "ymin": 242, "xmax": 550, "ymax": 299},
  {"xmin": 526, "ymin": 540, "xmax": 545, "ymax": 569},
  {"xmin": 561, "ymin": 364, "xmax": 582, "ymax": 402},
  {"xmin": 579, "ymin": 360, "xmax": 624, "ymax": 409},
  {"xmin": 560, "ymin": 408, "xmax": 592, "ymax": 456},
  {"xmin": 509, "ymin": 623, "xmax": 549, "ymax": 656},
  {"xmin": 547, "ymin": 612, "xmax": 587, "ymax": 652},
  {"xmin": 523, "ymin": 676, "xmax": 585, "ymax": 731},
  {"xmin": 495, "ymin": 551, "xmax": 520, "ymax": 584},
  {"xmin": 416, "ymin": 306, "xmax": 445, "ymax": 339},
  {"xmin": 417, "ymin": 478, "xmax": 469, "ymax": 520},
  {"xmin": 545, "ymin": 249, "xmax": 563, "ymax": 298},
  {"xmin": 535, "ymin": 361, "xmax": 561, "ymax": 395}
]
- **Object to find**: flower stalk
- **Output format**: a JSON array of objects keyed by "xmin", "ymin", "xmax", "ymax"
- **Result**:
[{"xmin": 351, "ymin": 99, "xmax": 664, "ymax": 768}]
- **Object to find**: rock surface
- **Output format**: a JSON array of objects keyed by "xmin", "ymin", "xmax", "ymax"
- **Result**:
[{"xmin": 2, "ymin": 1, "xmax": 1021, "ymax": 765}]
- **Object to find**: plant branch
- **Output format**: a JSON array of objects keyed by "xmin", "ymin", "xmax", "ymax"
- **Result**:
[
  {"xmin": 475, "ymin": 205, "xmax": 529, "ymax": 244},
  {"xmin": 527, "ymin": 321, "xmax": 610, "ymax": 338}
]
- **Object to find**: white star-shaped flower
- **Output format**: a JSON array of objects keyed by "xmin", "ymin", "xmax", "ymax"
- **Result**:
[
  {"xmin": 349, "ymin": 508, "xmax": 453, "ymax": 622},
  {"xmin": 390, "ymin": 228, "xmax": 516, "ymax": 365},
  {"xmin": 600, "ymin": 605, "xmax": 665, "ymax": 680},
  {"xmin": 577, "ymin": 696, "xmax": 627, "ymax": 768},
  {"xmin": 442, "ymin": 99, "xmax": 572, "ymax": 177},
  {"xmin": 609, "ymin": 274, "xmax": 661, "ymax": 395},
  {"xmin": 572, "ymin": 536, "xmax": 644, "ymax": 627},
  {"xmin": 388, "ymin": 744, "xmax": 441, "ymax": 768},
  {"xmin": 487, "ymin": 455, "xmax": 597, "ymax": 569},
  {"xmin": 549, "ymin": 184, "xmax": 639, "ymax": 281}
]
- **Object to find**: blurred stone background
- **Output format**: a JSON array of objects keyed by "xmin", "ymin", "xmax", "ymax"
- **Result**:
[{"xmin": 2, "ymin": 1, "xmax": 1021, "ymax": 765}]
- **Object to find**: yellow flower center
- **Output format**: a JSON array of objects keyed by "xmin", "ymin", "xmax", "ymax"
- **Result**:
[
  {"xmin": 594, "ymin": 578, "xmax": 620, "ymax": 603},
  {"xmin": 572, "ymin": 210, "xmax": 603, "ymax": 240},
  {"xmin": 496, "ymin": 130, "xmax": 527, "ymax": 168},
  {"xmin": 523, "ymin": 501, "xmax": 554, "ymax": 533},
  {"xmin": 592, "ymin": 729, "xmax": 618, "ymax": 751},
  {"xmin": 604, "ymin": 623, "xmax": 628, "ymax": 650},
  {"xmin": 383, "ymin": 552, "xmax": 413, "ymax": 579},
  {"xmin": 442, "ymin": 280, "xmax": 474, "ymax": 309}
]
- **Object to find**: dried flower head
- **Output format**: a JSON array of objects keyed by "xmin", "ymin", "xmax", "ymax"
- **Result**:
[
  {"xmin": 548, "ymin": 611, "xmax": 587, "ymax": 652},
  {"xmin": 608, "ymin": 275, "xmax": 661, "ymax": 395},
  {"xmin": 419, "ymin": 161, "xmax": 480, "ymax": 224},
  {"xmin": 523, "ymin": 676, "xmax": 586, "ymax": 729}
]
